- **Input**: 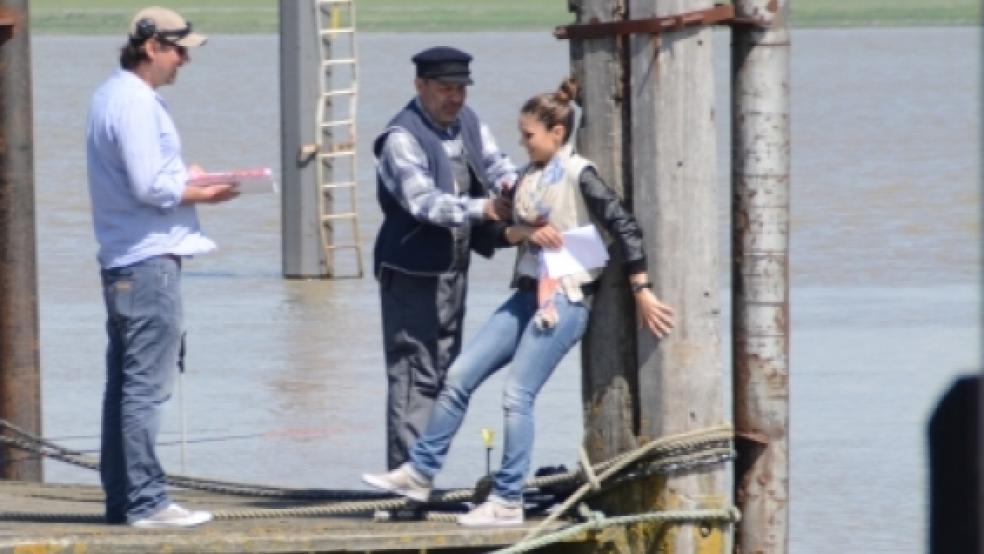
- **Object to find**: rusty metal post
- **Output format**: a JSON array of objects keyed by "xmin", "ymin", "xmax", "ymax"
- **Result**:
[
  {"xmin": 0, "ymin": 0, "xmax": 42, "ymax": 481},
  {"xmin": 732, "ymin": 0, "xmax": 791, "ymax": 551},
  {"xmin": 627, "ymin": 0, "xmax": 729, "ymax": 551}
]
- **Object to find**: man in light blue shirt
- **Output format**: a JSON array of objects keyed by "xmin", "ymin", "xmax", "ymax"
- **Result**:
[{"xmin": 85, "ymin": 5, "xmax": 238, "ymax": 529}]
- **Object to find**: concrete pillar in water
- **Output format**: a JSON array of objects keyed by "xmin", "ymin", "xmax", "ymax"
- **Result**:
[{"xmin": 280, "ymin": 0, "xmax": 329, "ymax": 278}]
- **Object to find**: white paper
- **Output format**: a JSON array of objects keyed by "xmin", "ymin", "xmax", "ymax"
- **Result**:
[
  {"xmin": 190, "ymin": 167, "xmax": 278, "ymax": 194},
  {"xmin": 541, "ymin": 225, "xmax": 609, "ymax": 278},
  {"xmin": 234, "ymin": 176, "xmax": 278, "ymax": 194}
]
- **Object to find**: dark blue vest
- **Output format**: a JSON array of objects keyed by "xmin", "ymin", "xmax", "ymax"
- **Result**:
[{"xmin": 373, "ymin": 100, "xmax": 492, "ymax": 276}]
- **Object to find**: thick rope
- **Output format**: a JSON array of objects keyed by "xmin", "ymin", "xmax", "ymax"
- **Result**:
[
  {"xmin": 520, "ymin": 423, "xmax": 733, "ymax": 542},
  {"xmin": 0, "ymin": 433, "xmax": 390, "ymax": 501},
  {"xmin": 0, "ymin": 506, "xmax": 464, "ymax": 524},
  {"xmin": 0, "ymin": 419, "xmax": 731, "ymax": 496},
  {"xmin": 494, "ymin": 505, "xmax": 742, "ymax": 554},
  {"xmin": 0, "ymin": 419, "xmax": 734, "ymax": 521},
  {"xmin": 578, "ymin": 447, "xmax": 601, "ymax": 491}
]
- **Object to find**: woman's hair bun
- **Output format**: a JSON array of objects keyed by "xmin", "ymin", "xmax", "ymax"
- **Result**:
[{"xmin": 555, "ymin": 77, "xmax": 579, "ymax": 106}]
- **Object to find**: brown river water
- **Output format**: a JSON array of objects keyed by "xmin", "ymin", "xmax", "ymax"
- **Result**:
[{"xmin": 29, "ymin": 28, "xmax": 980, "ymax": 552}]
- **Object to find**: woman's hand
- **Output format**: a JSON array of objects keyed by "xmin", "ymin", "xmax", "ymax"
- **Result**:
[
  {"xmin": 631, "ymin": 279, "xmax": 675, "ymax": 337},
  {"xmin": 504, "ymin": 223, "xmax": 564, "ymax": 249},
  {"xmin": 527, "ymin": 224, "xmax": 563, "ymax": 249}
]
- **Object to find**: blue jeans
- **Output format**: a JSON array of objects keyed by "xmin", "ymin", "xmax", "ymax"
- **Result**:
[
  {"xmin": 100, "ymin": 256, "xmax": 183, "ymax": 523},
  {"xmin": 409, "ymin": 289, "xmax": 590, "ymax": 502}
]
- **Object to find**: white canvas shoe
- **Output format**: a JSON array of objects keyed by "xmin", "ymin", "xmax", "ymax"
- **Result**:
[
  {"xmin": 361, "ymin": 463, "xmax": 432, "ymax": 502},
  {"xmin": 130, "ymin": 503, "xmax": 212, "ymax": 529},
  {"xmin": 457, "ymin": 496, "xmax": 523, "ymax": 527}
]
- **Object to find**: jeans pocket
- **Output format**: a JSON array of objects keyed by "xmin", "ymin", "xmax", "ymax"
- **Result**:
[{"xmin": 104, "ymin": 277, "xmax": 135, "ymax": 323}]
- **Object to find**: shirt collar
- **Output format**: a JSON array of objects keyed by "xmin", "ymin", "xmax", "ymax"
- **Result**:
[{"xmin": 119, "ymin": 69, "xmax": 165, "ymax": 104}]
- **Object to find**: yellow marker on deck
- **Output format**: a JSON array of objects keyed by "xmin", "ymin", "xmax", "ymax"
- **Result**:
[
  {"xmin": 481, "ymin": 428, "xmax": 495, "ymax": 475},
  {"xmin": 481, "ymin": 428, "xmax": 495, "ymax": 448}
]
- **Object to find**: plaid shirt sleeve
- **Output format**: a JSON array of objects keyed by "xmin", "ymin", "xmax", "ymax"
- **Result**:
[
  {"xmin": 479, "ymin": 123, "xmax": 518, "ymax": 195},
  {"xmin": 376, "ymin": 128, "xmax": 486, "ymax": 227}
]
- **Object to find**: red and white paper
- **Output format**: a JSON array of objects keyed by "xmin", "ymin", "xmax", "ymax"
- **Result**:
[{"xmin": 190, "ymin": 167, "xmax": 277, "ymax": 194}]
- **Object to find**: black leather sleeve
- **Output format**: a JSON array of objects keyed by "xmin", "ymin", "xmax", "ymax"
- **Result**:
[
  {"xmin": 470, "ymin": 220, "xmax": 510, "ymax": 258},
  {"xmin": 579, "ymin": 167, "xmax": 648, "ymax": 274}
]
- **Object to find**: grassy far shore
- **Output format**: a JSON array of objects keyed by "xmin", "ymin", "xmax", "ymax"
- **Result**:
[{"xmin": 30, "ymin": 0, "xmax": 981, "ymax": 34}]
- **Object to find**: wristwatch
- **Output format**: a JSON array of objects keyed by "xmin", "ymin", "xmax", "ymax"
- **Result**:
[{"xmin": 630, "ymin": 281, "xmax": 653, "ymax": 294}]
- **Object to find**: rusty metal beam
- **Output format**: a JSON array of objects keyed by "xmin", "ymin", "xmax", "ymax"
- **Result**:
[
  {"xmin": 0, "ymin": 0, "xmax": 42, "ymax": 482},
  {"xmin": 554, "ymin": 3, "xmax": 763, "ymax": 40}
]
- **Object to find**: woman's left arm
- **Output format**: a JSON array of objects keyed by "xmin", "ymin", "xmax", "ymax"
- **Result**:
[
  {"xmin": 578, "ymin": 167, "xmax": 647, "ymax": 274},
  {"xmin": 580, "ymin": 167, "xmax": 675, "ymax": 337}
]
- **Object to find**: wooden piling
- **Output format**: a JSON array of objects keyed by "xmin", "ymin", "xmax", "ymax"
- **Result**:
[
  {"xmin": 575, "ymin": 0, "xmax": 730, "ymax": 550},
  {"xmin": 627, "ymin": 0, "xmax": 728, "ymax": 550},
  {"xmin": 571, "ymin": 0, "xmax": 641, "ymax": 482},
  {"xmin": 0, "ymin": 0, "xmax": 41, "ymax": 482},
  {"xmin": 731, "ymin": 0, "xmax": 791, "ymax": 551},
  {"xmin": 570, "ymin": 3, "xmax": 660, "ymax": 550}
]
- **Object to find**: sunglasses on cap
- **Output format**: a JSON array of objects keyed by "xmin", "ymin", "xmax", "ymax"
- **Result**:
[{"xmin": 157, "ymin": 23, "xmax": 192, "ymax": 43}]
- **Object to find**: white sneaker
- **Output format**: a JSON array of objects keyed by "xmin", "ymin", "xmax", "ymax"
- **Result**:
[
  {"xmin": 372, "ymin": 509, "xmax": 392, "ymax": 522},
  {"xmin": 130, "ymin": 503, "xmax": 213, "ymax": 529},
  {"xmin": 361, "ymin": 463, "xmax": 432, "ymax": 502},
  {"xmin": 457, "ymin": 496, "xmax": 523, "ymax": 527}
]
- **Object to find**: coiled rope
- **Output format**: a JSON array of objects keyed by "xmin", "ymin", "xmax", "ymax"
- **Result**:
[
  {"xmin": 0, "ymin": 418, "xmax": 735, "ymax": 523},
  {"xmin": 494, "ymin": 504, "xmax": 742, "ymax": 554}
]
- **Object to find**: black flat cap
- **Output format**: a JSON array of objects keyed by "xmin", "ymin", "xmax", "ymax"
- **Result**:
[{"xmin": 412, "ymin": 46, "xmax": 474, "ymax": 85}]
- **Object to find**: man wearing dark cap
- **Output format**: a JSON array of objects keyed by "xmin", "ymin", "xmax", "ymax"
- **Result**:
[
  {"xmin": 85, "ymin": 6, "xmax": 237, "ymax": 528},
  {"xmin": 373, "ymin": 46, "xmax": 517, "ymax": 470}
]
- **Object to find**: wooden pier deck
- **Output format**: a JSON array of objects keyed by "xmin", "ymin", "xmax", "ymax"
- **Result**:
[{"xmin": 0, "ymin": 481, "xmax": 588, "ymax": 553}]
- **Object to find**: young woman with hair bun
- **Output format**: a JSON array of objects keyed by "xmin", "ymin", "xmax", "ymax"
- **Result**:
[{"xmin": 363, "ymin": 77, "xmax": 675, "ymax": 527}]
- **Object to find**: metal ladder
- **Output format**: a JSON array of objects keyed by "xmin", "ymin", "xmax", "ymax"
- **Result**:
[{"xmin": 313, "ymin": 0, "xmax": 363, "ymax": 278}]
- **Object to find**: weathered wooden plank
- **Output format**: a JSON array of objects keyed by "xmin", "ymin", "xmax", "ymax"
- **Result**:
[{"xmin": 0, "ymin": 481, "xmax": 583, "ymax": 553}]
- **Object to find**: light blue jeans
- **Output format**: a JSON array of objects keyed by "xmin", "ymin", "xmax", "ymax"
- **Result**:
[
  {"xmin": 409, "ymin": 288, "xmax": 590, "ymax": 502},
  {"xmin": 100, "ymin": 256, "xmax": 183, "ymax": 523}
]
